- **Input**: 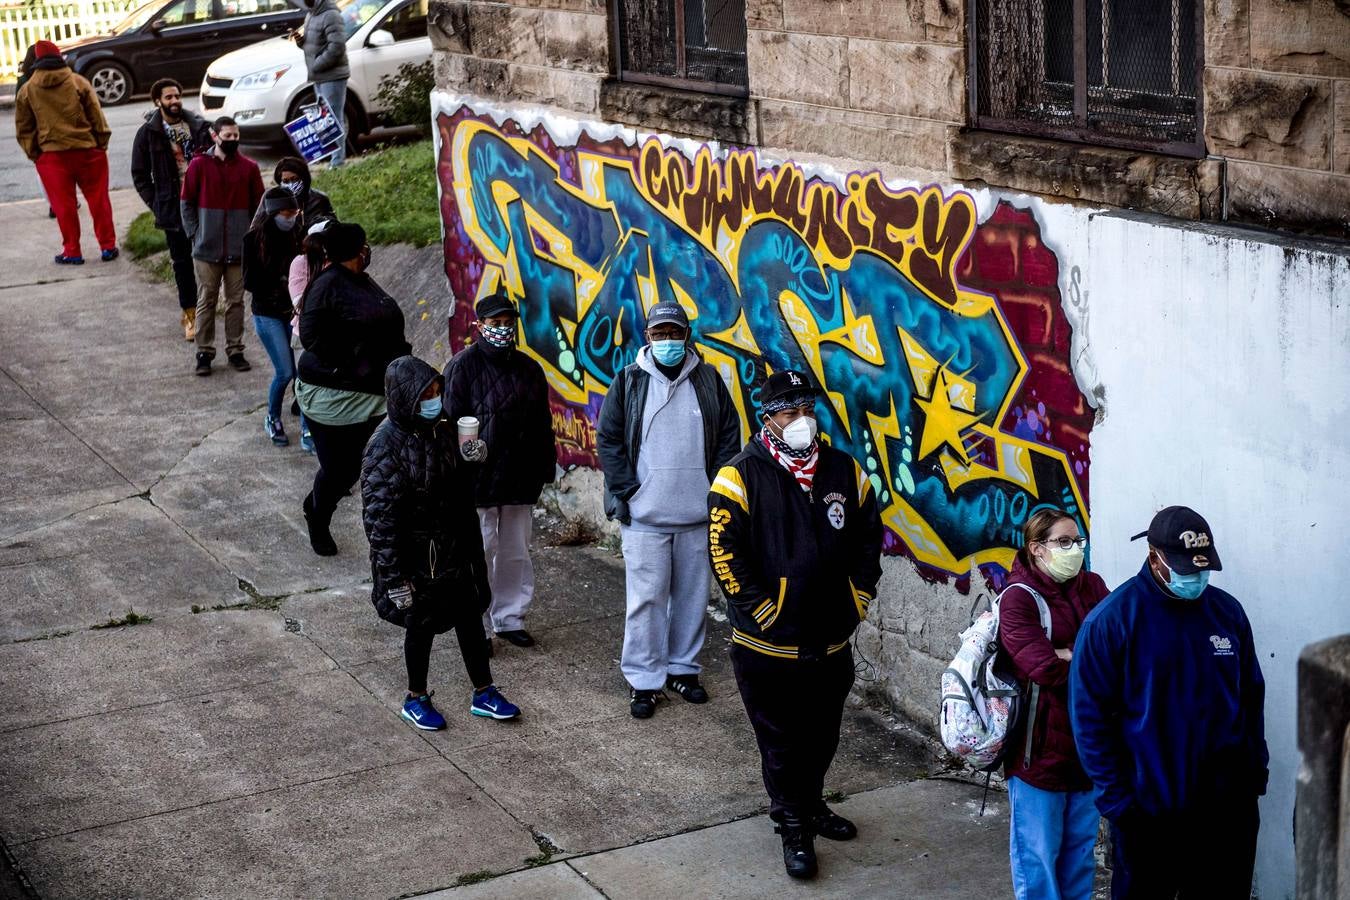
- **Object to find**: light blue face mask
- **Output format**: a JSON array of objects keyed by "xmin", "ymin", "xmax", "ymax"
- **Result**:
[
  {"xmin": 651, "ymin": 339, "xmax": 686, "ymax": 367},
  {"xmin": 418, "ymin": 396, "xmax": 442, "ymax": 420},
  {"xmin": 1157, "ymin": 553, "xmax": 1210, "ymax": 600}
]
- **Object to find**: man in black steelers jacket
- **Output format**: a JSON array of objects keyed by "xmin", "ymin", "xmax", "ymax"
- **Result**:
[{"xmin": 707, "ymin": 369, "xmax": 883, "ymax": 880}]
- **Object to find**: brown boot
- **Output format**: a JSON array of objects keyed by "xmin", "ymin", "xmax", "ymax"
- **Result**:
[{"xmin": 182, "ymin": 309, "xmax": 196, "ymax": 342}]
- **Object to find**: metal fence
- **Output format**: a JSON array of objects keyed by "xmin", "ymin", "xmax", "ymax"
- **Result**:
[
  {"xmin": 1, "ymin": 0, "xmax": 137, "ymax": 78},
  {"xmin": 612, "ymin": 0, "xmax": 748, "ymax": 97}
]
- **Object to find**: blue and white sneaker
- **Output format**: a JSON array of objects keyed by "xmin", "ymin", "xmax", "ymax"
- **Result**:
[
  {"xmin": 470, "ymin": 685, "xmax": 521, "ymax": 720},
  {"xmin": 264, "ymin": 414, "xmax": 288, "ymax": 446},
  {"xmin": 299, "ymin": 427, "xmax": 315, "ymax": 454},
  {"xmin": 401, "ymin": 692, "xmax": 447, "ymax": 731}
]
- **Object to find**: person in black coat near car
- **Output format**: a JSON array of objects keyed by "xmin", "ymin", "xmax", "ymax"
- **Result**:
[
  {"xmin": 296, "ymin": 222, "xmax": 410, "ymax": 556},
  {"xmin": 361, "ymin": 355, "xmax": 522, "ymax": 730},
  {"xmin": 444, "ymin": 291, "xmax": 557, "ymax": 649},
  {"xmin": 249, "ymin": 156, "xmax": 335, "ymax": 233},
  {"xmin": 242, "ymin": 186, "xmax": 303, "ymax": 447},
  {"xmin": 130, "ymin": 78, "xmax": 212, "ymax": 340}
]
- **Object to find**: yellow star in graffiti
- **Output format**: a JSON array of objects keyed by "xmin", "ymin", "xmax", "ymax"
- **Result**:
[{"xmin": 913, "ymin": 369, "xmax": 982, "ymax": 466}]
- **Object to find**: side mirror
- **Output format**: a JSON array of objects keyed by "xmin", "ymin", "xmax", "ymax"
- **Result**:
[
  {"xmin": 367, "ymin": 28, "xmax": 394, "ymax": 47},
  {"xmin": 148, "ymin": 18, "xmax": 167, "ymax": 32}
]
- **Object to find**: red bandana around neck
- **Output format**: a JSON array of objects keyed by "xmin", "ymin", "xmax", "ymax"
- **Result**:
[{"xmin": 761, "ymin": 430, "xmax": 818, "ymax": 493}]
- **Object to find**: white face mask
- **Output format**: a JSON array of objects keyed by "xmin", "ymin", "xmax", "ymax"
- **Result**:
[{"xmin": 777, "ymin": 415, "xmax": 818, "ymax": 451}]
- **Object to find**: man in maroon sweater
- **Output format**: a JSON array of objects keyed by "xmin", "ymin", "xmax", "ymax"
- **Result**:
[{"xmin": 180, "ymin": 116, "xmax": 264, "ymax": 376}]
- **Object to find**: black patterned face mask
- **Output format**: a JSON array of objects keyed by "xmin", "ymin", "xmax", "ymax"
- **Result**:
[{"xmin": 479, "ymin": 322, "xmax": 515, "ymax": 348}]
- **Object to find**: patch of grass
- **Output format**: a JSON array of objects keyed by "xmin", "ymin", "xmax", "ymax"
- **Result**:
[
  {"xmin": 453, "ymin": 871, "xmax": 496, "ymax": 887},
  {"xmin": 312, "ymin": 140, "xmax": 439, "ymax": 247},
  {"xmin": 524, "ymin": 828, "xmax": 561, "ymax": 867},
  {"xmin": 124, "ymin": 212, "xmax": 168, "ymax": 259},
  {"xmin": 822, "ymin": 788, "xmax": 849, "ymax": 804},
  {"xmin": 91, "ymin": 610, "xmax": 153, "ymax": 630}
]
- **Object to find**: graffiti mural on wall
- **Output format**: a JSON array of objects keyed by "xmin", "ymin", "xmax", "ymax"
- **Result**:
[{"xmin": 436, "ymin": 105, "xmax": 1094, "ymax": 577}]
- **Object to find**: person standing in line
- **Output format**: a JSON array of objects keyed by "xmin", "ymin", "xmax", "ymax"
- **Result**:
[
  {"xmin": 286, "ymin": 218, "xmax": 335, "ymax": 454},
  {"xmin": 242, "ymin": 187, "xmax": 303, "ymax": 446},
  {"xmin": 13, "ymin": 40, "xmax": 117, "ymax": 265},
  {"xmin": 444, "ymin": 291, "xmax": 557, "ymax": 650},
  {"xmin": 1071, "ymin": 506, "xmax": 1268, "ymax": 900},
  {"xmin": 996, "ymin": 508, "xmax": 1110, "ymax": 900},
  {"xmin": 131, "ymin": 78, "xmax": 212, "ymax": 341},
  {"xmin": 707, "ymin": 369, "xmax": 882, "ymax": 880},
  {"xmin": 596, "ymin": 302, "xmax": 740, "ymax": 719},
  {"xmin": 299, "ymin": 0, "xmax": 350, "ymax": 168},
  {"xmin": 180, "ymin": 116, "xmax": 264, "ymax": 376},
  {"xmin": 296, "ymin": 223, "xmax": 410, "ymax": 556},
  {"xmin": 250, "ymin": 156, "xmax": 334, "ymax": 232},
  {"xmin": 361, "ymin": 355, "xmax": 521, "ymax": 730}
]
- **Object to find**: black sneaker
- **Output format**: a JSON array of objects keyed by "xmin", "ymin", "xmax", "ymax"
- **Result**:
[
  {"xmin": 775, "ymin": 816, "xmax": 818, "ymax": 879},
  {"xmin": 496, "ymin": 629, "xmax": 535, "ymax": 647},
  {"xmin": 629, "ymin": 687, "xmax": 663, "ymax": 719},
  {"xmin": 302, "ymin": 493, "xmax": 337, "ymax": 556},
  {"xmin": 195, "ymin": 352, "xmax": 212, "ymax": 376},
  {"xmin": 666, "ymin": 674, "xmax": 709, "ymax": 703},
  {"xmin": 227, "ymin": 353, "xmax": 251, "ymax": 372},
  {"xmin": 810, "ymin": 807, "xmax": 857, "ymax": 841}
]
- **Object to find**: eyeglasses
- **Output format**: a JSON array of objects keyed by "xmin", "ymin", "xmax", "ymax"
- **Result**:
[{"xmin": 1037, "ymin": 536, "xmax": 1088, "ymax": 551}]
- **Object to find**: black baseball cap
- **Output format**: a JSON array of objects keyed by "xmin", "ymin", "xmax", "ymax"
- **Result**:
[
  {"xmin": 645, "ymin": 302, "xmax": 689, "ymax": 330},
  {"xmin": 474, "ymin": 291, "xmax": 517, "ymax": 320},
  {"xmin": 759, "ymin": 369, "xmax": 822, "ymax": 408},
  {"xmin": 1130, "ymin": 505, "xmax": 1223, "ymax": 574}
]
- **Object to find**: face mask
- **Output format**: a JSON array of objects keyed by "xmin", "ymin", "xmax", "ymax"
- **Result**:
[
  {"xmin": 274, "ymin": 214, "xmax": 297, "ymax": 232},
  {"xmin": 281, "ymin": 179, "xmax": 304, "ymax": 195},
  {"xmin": 776, "ymin": 415, "xmax": 817, "ymax": 451},
  {"xmin": 218, "ymin": 139, "xmax": 239, "ymax": 157},
  {"xmin": 480, "ymin": 322, "xmax": 515, "ymax": 348},
  {"xmin": 1039, "ymin": 545, "xmax": 1084, "ymax": 583},
  {"xmin": 1155, "ymin": 553, "xmax": 1210, "ymax": 600},
  {"xmin": 651, "ymin": 339, "xmax": 686, "ymax": 367},
  {"xmin": 417, "ymin": 396, "xmax": 442, "ymax": 420}
]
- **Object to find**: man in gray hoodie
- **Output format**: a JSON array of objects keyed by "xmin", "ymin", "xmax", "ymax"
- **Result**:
[
  {"xmin": 596, "ymin": 302, "xmax": 741, "ymax": 719},
  {"xmin": 299, "ymin": 0, "xmax": 350, "ymax": 166}
]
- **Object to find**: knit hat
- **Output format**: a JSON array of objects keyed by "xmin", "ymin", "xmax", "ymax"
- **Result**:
[
  {"xmin": 262, "ymin": 186, "xmax": 299, "ymax": 215},
  {"xmin": 33, "ymin": 41, "xmax": 60, "ymax": 59},
  {"xmin": 323, "ymin": 222, "xmax": 366, "ymax": 262}
]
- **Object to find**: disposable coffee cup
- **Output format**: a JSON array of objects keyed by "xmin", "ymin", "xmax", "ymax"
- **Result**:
[{"xmin": 457, "ymin": 416, "xmax": 479, "ymax": 446}]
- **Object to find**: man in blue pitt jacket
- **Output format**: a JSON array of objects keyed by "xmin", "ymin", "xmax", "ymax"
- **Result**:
[{"xmin": 1070, "ymin": 506, "xmax": 1267, "ymax": 899}]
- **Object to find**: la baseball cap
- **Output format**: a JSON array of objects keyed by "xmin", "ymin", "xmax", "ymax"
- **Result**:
[
  {"xmin": 758, "ymin": 369, "xmax": 821, "ymax": 408},
  {"xmin": 1130, "ymin": 505, "xmax": 1223, "ymax": 574}
]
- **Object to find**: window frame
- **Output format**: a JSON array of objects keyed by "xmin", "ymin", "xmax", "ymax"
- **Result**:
[
  {"xmin": 966, "ymin": 0, "xmax": 1207, "ymax": 158},
  {"xmin": 607, "ymin": 0, "xmax": 749, "ymax": 99}
]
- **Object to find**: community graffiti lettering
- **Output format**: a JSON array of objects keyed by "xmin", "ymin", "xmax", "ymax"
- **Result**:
[{"xmin": 437, "ymin": 108, "xmax": 1093, "ymax": 576}]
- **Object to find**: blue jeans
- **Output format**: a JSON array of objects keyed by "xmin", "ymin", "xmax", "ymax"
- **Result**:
[
  {"xmin": 314, "ymin": 79, "xmax": 347, "ymax": 167},
  {"xmin": 1007, "ymin": 776, "xmax": 1099, "ymax": 900},
  {"xmin": 254, "ymin": 314, "xmax": 296, "ymax": 420}
]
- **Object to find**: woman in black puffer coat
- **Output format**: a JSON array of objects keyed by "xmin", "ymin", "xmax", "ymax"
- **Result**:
[{"xmin": 360, "ymin": 355, "xmax": 521, "ymax": 731}]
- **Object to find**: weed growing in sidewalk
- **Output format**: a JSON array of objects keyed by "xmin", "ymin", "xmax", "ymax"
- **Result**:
[
  {"xmin": 453, "ymin": 871, "xmax": 495, "ymax": 886},
  {"xmin": 91, "ymin": 610, "xmax": 152, "ymax": 630}
]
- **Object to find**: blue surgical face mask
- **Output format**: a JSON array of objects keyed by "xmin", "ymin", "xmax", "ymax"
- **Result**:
[
  {"xmin": 417, "ymin": 396, "xmax": 442, "ymax": 420},
  {"xmin": 274, "ymin": 213, "xmax": 297, "ymax": 232},
  {"xmin": 651, "ymin": 339, "xmax": 686, "ymax": 367},
  {"xmin": 1157, "ymin": 553, "xmax": 1210, "ymax": 600}
]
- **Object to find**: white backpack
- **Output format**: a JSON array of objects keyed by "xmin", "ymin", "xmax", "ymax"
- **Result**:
[{"xmin": 939, "ymin": 585, "xmax": 1051, "ymax": 772}]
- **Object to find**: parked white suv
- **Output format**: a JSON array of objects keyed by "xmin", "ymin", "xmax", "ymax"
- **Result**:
[{"xmin": 198, "ymin": 0, "xmax": 428, "ymax": 145}]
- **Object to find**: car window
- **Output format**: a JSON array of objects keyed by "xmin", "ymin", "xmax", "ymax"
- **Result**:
[
  {"xmin": 112, "ymin": 0, "xmax": 163, "ymax": 34},
  {"xmin": 376, "ymin": 0, "xmax": 426, "ymax": 42},
  {"xmin": 219, "ymin": 0, "xmax": 292, "ymax": 18},
  {"xmin": 158, "ymin": 0, "xmax": 212, "ymax": 27},
  {"xmin": 335, "ymin": 0, "xmax": 383, "ymax": 39}
]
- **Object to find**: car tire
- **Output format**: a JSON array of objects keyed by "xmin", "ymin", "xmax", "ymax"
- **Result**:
[{"xmin": 85, "ymin": 60, "xmax": 133, "ymax": 106}]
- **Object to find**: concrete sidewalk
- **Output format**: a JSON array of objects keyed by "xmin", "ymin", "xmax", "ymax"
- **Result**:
[{"xmin": 0, "ymin": 190, "xmax": 1014, "ymax": 899}]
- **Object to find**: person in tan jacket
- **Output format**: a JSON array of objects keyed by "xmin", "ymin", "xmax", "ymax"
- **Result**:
[{"xmin": 13, "ymin": 40, "xmax": 117, "ymax": 265}]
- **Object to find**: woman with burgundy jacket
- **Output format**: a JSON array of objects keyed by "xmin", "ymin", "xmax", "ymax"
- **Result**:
[{"xmin": 997, "ymin": 508, "xmax": 1110, "ymax": 900}]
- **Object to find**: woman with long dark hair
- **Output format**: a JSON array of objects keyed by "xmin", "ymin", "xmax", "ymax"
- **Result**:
[{"xmin": 242, "ymin": 186, "xmax": 303, "ymax": 446}]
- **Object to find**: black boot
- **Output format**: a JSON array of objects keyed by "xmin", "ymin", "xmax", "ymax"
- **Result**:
[
  {"xmin": 775, "ymin": 814, "xmax": 817, "ymax": 879},
  {"xmin": 811, "ymin": 806, "xmax": 857, "ymax": 841},
  {"xmin": 303, "ymin": 492, "xmax": 338, "ymax": 556}
]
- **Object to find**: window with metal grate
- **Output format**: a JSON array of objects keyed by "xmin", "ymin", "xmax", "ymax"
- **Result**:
[
  {"xmin": 611, "ymin": 0, "xmax": 748, "ymax": 97},
  {"xmin": 969, "ymin": 0, "xmax": 1204, "ymax": 157}
]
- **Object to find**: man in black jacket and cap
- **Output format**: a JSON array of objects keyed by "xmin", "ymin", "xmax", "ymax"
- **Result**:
[
  {"xmin": 444, "ymin": 291, "xmax": 557, "ymax": 649},
  {"xmin": 707, "ymin": 369, "xmax": 883, "ymax": 880},
  {"xmin": 130, "ymin": 78, "xmax": 211, "ymax": 341}
]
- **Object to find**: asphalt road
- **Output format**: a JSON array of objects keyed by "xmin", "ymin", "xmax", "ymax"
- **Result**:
[{"xmin": 0, "ymin": 94, "xmax": 286, "ymax": 204}]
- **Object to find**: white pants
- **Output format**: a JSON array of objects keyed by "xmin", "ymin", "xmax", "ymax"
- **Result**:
[
  {"xmin": 620, "ymin": 526, "xmax": 709, "ymax": 691},
  {"xmin": 478, "ymin": 504, "xmax": 535, "ymax": 632}
]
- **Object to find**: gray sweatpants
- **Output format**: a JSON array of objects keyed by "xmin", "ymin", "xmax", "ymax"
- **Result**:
[{"xmin": 620, "ymin": 526, "xmax": 709, "ymax": 691}]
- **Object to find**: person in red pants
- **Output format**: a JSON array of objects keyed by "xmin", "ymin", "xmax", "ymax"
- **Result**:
[{"xmin": 13, "ymin": 40, "xmax": 117, "ymax": 265}]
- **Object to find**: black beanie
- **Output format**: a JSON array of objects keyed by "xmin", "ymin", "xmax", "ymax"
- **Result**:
[
  {"xmin": 324, "ymin": 222, "xmax": 367, "ymax": 263},
  {"xmin": 262, "ymin": 186, "xmax": 299, "ymax": 215}
]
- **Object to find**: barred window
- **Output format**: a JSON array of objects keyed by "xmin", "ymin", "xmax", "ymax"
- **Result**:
[
  {"xmin": 970, "ymin": 0, "xmax": 1203, "ymax": 156},
  {"xmin": 611, "ymin": 0, "xmax": 748, "ymax": 97}
]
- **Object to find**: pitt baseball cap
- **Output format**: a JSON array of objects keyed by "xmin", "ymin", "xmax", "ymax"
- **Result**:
[
  {"xmin": 644, "ymin": 302, "xmax": 690, "ymax": 330},
  {"xmin": 1130, "ymin": 505, "xmax": 1223, "ymax": 574}
]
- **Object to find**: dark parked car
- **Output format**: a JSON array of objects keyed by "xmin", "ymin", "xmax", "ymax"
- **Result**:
[{"xmin": 59, "ymin": 0, "xmax": 306, "ymax": 106}]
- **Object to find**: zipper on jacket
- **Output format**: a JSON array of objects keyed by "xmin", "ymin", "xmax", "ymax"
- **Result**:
[{"xmin": 429, "ymin": 538, "xmax": 437, "ymax": 580}]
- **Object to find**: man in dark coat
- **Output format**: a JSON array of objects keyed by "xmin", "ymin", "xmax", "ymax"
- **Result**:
[
  {"xmin": 361, "ymin": 355, "xmax": 521, "ymax": 730},
  {"xmin": 444, "ymin": 291, "xmax": 556, "ymax": 649},
  {"xmin": 131, "ymin": 77, "xmax": 211, "ymax": 340}
]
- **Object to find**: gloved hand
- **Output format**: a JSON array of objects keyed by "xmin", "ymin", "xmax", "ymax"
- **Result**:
[{"xmin": 460, "ymin": 439, "xmax": 487, "ymax": 462}]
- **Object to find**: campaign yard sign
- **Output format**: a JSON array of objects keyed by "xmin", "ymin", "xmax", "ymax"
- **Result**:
[{"xmin": 284, "ymin": 95, "xmax": 344, "ymax": 163}]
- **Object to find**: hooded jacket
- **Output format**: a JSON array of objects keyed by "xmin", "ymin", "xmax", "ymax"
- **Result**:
[
  {"xmin": 298, "ymin": 263, "xmax": 410, "ymax": 395},
  {"xmin": 996, "ymin": 553, "xmax": 1109, "ymax": 792},
  {"xmin": 360, "ymin": 356, "xmax": 490, "ymax": 632},
  {"xmin": 179, "ymin": 151, "xmax": 265, "ymax": 263},
  {"xmin": 248, "ymin": 161, "xmax": 335, "ymax": 231},
  {"xmin": 302, "ymin": 0, "xmax": 350, "ymax": 83},
  {"xmin": 443, "ymin": 340, "xmax": 557, "ymax": 507},
  {"xmin": 14, "ymin": 59, "xmax": 111, "ymax": 161},
  {"xmin": 131, "ymin": 108, "xmax": 212, "ymax": 230}
]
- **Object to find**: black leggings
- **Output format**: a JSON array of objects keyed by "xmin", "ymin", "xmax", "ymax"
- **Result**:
[
  {"xmin": 405, "ymin": 604, "xmax": 493, "ymax": 695},
  {"xmin": 306, "ymin": 415, "xmax": 382, "ymax": 521}
]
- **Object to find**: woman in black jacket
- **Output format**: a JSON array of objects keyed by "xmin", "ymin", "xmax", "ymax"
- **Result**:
[
  {"xmin": 296, "ymin": 222, "xmax": 410, "ymax": 556},
  {"xmin": 361, "ymin": 355, "xmax": 522, "ymax": 730},
  {"xmin": 250, "ymin": 156, "xmax": 335, "ymax": 232},
  {"xmin": 243, "ymin": 186, "xmax": 303, "ymax": 446}
]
